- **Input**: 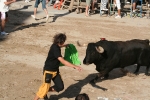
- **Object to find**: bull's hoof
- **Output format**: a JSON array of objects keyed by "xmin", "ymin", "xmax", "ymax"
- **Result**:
[
  {"xmin": 134, "ymin": 72, "xmax": 139, "ymax": 75},
  {"xmin": 89, "ymin": 79, "xmax": 96, "ymax": 85},
  {"xmin": 145, "ymin": 73, "xmax": 150, "ymax": 76},
  {"xmin": 44, "ymin": 95, "xmax": 48, "ymax": 100},
  {"xmin": 104, "ymin": 74, "xmax": 109, "ymax": 79}
]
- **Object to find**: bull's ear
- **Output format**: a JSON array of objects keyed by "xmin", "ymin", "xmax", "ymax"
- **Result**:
[{"xmin": 95, "ymin": 46, "xmax": 104, "ymax": 53}]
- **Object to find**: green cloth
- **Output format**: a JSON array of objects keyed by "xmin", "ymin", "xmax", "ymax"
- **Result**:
[{"xmin": 60, "ymin": 44, "xmax": 81, "ymax": 66}]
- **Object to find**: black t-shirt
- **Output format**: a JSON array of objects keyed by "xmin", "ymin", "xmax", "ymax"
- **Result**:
[{"xmin": 44, "ymin": 43, "xmax": 62, "ymax": 71}]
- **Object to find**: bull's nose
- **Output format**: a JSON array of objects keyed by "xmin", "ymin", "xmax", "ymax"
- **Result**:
[
  {"xmin": 83, "ymin": 59, "xmax": 86, "ymax": 64},
  {"xmin": 83, "ymin": 61, "xmax": 89, "ymax": 65}
]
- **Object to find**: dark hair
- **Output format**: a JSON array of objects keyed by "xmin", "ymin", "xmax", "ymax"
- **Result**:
[
  {"xmin": 75, "ymin": 93, "xmax": 90, "ymax": 100},
  {"xmin": 53, "ymin": 33, "xmax": 67, "ymax": 45}
]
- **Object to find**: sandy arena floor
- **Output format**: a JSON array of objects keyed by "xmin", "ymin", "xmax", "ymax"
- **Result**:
[{"xmin": 0, "ymin": 0, "xmax": 150, "ymax": 100}]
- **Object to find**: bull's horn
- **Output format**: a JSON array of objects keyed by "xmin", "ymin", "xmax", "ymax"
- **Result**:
[
  {"xmin": 95, "ymin": 46, "xmax": 104, "ymax": 53},
  {"xmin": 77, "ymin": 41, "xmax": 87, "ymax": 47}
]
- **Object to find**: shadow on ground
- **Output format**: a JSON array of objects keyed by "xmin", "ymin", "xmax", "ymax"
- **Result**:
[{"xmin": 46, "ymin": 64, "xmax": 148, "ymax": 100}]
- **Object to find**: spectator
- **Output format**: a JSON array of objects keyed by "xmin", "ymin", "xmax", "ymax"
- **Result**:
[
  {"xmin": 0, "ymin": 0, "xmax": 16, "ymax": 36},
  {"xmin": 24, "ymin": 0, "xmax": 31, "ymax": 3},
  {"xmin": 148, "ymin": 0, "xmax": 150, "ymax": 7},
  {"xmin": 114, "ymin": 0, "xmax": 121, "ymax": 18},
  {"xmin": 33, "ymin": 33, "xmax": 82, "ymax": 100},
  {"xmin": 31, "ymin": 0, "xmax": 49, "ymax": 22},
  {"xmin": 132, "ymin": 0, "xmax": 138, "ymax": 12},
  {"xmin": 100, "ymin": 0, "xmax": 108, "ymax": 11},
  {"xmin": 85, "ymin": 0, "xmax": 97, "ymax": 16},
  {"xmin": 75, "ymin": 93, "xmax": 90, "ymax": 100}
]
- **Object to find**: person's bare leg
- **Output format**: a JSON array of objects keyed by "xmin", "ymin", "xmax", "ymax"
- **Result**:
[
  {"xmin": 34, "ymin": 8, "xmax": 37, "ymax": 16},
  {"xmin": 44, "ymin": 9, "xmax": 49, "ymax": 16},
  {"xmin": 133, "ymin": 2, "xmax": 136, "ymax": 12},
  {"xmin": 44, "ymin": 8, "xmax": 49, "ymax": 21},
  {"xmin": 1, "ymin": 20, "xmax": 5, "ymax": 32},
  {"xmin": 118, "ymin": 9, "xmax": 121, "ymax": 16},
  {"xmin": 31, "ymin": 8, "xmax": 37, "ymax": 19},
  {"xmin": 85, "ymin": 5, "xmax": 89, "ymax": 16},
  {"xmin": 1, "ymin": 18, "xmax": 7, "ymax": 32},
  {"xmin": 33, "ymin": 95, "xmax": 39, "ymax": 100},
  {"xmin": 92, "ymin": 2, "xmax": 95, "ymax": 11}
]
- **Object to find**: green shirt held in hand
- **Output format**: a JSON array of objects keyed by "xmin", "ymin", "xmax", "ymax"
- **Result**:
[{"xmin": 60, "ymin": 44, "xmax": 81, "ymax": 66}]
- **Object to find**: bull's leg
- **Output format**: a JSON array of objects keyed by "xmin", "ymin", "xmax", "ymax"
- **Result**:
[
  {"xmin": 145, "ymin": 66, "xmax": 150, "ymax": 76},
  {"xmin": 90, "ymin": 74, "xmax": 99, "ymax": 84},
  {"xmin": 90, "ymin": 73, "xmax": 109, "ymax": 84},
  {"xmin": 134, "ymin": 64, "xmax": 140, "ymax": 75},
  {"xmin": 120, "ymin": 68, "xmax": 128, "ymax": 74},
  {"xmin": 90, "ymin": 73, "xmax": 101, "ymax": 84},
  {"xmin": 104, "ymin": 74, "xmax": 109, "ymax": 79}
]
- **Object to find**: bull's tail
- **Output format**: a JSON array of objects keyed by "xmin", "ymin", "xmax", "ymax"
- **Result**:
[{"xmin": 77, "ymin": 41, "xmax": 87, "ymax": 47}]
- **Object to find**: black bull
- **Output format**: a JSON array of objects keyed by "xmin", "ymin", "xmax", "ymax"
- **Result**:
[{"xmin": 83, "ymin": 39, "xmax": 150, "ymax": 84}]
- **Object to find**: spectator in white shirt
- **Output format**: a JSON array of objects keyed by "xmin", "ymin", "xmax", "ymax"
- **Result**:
[{"xmin": 0, "ymin": 0, "xmax": 16, "ymax": 36}]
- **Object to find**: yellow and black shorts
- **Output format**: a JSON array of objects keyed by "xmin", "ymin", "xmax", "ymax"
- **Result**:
[{"xmin": 36, "ymin": 70, "xmax": 64, "ymax": 98}]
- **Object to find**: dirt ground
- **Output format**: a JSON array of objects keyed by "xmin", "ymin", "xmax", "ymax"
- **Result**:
[{"xmin": 0, "ymin": 1, "xmax": 150, "ymax": 100}]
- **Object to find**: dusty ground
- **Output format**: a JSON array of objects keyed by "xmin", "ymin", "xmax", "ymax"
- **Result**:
[{"xmin": 0, "ymin": 1, "xmax": 150, "ymax": 100}]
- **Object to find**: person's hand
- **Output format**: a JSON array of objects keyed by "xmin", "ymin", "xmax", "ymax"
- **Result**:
[
  {"xmin": 93, "ymin": 0, "xmax": 97, "ymax": 3},
  {"xmin": 65, "ymin": 44, "xmax": 70, "ymax": 48},
  {"xmin": 13, "ymin": 0, "xmax": 16, "ymax": 2},
  {"xmin": 74, "ymin": 66, "xmax": 82, "ymax": 72}
]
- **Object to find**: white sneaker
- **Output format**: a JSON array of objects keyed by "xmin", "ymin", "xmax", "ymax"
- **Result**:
[
  {"xmin": 133, "ymin": 9, "xmax": 138, "ymax": 13},
  {"xmin": 1, "ymin": 31, "xmax": 9, "ymax": 35},
  {"xmin": 25, "ymin": 0, "xmax": 29, "ymax": 3},
  {"xmin": 46, "ymin": 15, "xmax": 49, "ymax": 22},
  {"xmin": 101, "ymin": 8, "xmax": 108, "ymax": 11},
  {"xmin": 115, "ymin": 15, "xmax": 121, "ymax": 19},
  {"xmin": 0, "ymin": 33, "xmax": 7, "ymax": 39},
  {"xmin": 31, "ymin": 15, "xmax": 36, "ymax": 19}
]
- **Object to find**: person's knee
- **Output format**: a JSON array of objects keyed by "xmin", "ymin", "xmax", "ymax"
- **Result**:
[
  {"xmin": 51, "ymin": 83, "xmax": 64, "ymax": 92},
  {"xmin": 116, "ymin": 4, "xmax": 121, "ymax": 9},
  {"xmin": 57, "ymin": 85, "xmax": 64, "ymax": 92},
  {"xmin": 116, "ymin": 0, "xmax": 121, "ymax": 9}
]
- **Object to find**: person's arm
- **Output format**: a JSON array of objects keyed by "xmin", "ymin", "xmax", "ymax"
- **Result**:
[
  {"xmin": 58, "ymin": 57, "xmax": 82, "ymax": 71},
  {"xmin": 4, "ymin": 0, "xmax": 16, "ymax": 5},
  {"xmin": 60, "ymin": 44, "xmax": 69, "ymax": 48}
]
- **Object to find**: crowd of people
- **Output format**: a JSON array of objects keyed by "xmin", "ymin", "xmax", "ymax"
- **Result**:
[
  {"xmin": 0, "ymin": 0, "xmax": 150, "ymax": 37},
  {"xmin": 86, "ymin": 0, "xmax": 150, "ymax": 18}
]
